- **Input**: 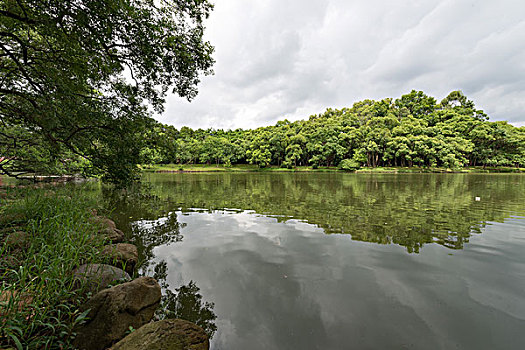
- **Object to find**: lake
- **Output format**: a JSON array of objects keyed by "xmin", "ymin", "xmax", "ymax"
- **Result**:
[{"xmin": 107, "ymin": 173, "xmax": 525, "ymax": 350}]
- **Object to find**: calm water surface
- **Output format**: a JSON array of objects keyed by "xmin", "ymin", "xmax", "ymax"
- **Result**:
[{"xmin": 109, "ymin": 173, "xmax": 525, "ymax": 350}]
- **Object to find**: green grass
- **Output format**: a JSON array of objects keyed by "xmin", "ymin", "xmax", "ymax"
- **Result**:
[
  {"xmin": 0, "ymin": 184, "xmax": 109, "ymax": 349},
  {"xmin": 356, "ymin": 166, "xmax": 524, "ymax": 173},
  {"xmin": 141, "ymin": 163, "xmax": 258, "ymax": 172},
  {"xmin": 355, "ymin": 167, "xmax": 464, "ymax": 173},
  {"xmin": 141, "ymin": 164, "xmax": 525, "ymax": 174},
  {"xmin": 142, "ymin": 164, "xmax": 342, "ymax": 173}
]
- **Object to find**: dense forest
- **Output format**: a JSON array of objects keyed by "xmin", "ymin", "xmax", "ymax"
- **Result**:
[{"xmin": 143, "ymin": 90, "xmax": 525, "ymax": 170}]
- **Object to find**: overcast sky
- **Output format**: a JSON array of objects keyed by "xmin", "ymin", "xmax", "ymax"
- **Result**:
[{"xmin": 158, "ymin": 0, "xmax": 525, "ymax": 129}]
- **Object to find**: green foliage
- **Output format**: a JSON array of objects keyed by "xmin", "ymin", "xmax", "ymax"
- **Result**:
[
  {"xmin": 0, "ymin": 0, "xmax": 214, "ymax": 186},
  {"xmin": 0, "ymin": 185, "xmax": 107, "ymax": 349},
  {"xmin": 140, "ymin": 90, "xmax": 525, "ymax": 171},
  {"xmin": 339, "ymin": 159, "xmax": 361, "ymax": 171}
]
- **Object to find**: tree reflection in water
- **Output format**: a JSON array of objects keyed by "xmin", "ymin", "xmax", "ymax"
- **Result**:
[
  {"xmin": 100, "ymin": 186, "xmax": 217, "ymax": 338},
  {"xmin": 130, "ymin": 212, "xmax": 185, "ymax": 272},
  {"xmin": 102, "ymin": 174, "xmax": 525, "ymax": 254},
  {"xmin": 152, "ymin": 260, "xmax": 217, "ymax": 338},
  {"xmin": 143, "ymin": 173, "xmax": 525, "ymax": 253}
]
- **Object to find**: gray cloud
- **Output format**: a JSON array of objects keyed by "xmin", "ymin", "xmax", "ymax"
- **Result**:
[{"xmin": 159, "ymin": 0, "xmax": 525, "ymax": 129}]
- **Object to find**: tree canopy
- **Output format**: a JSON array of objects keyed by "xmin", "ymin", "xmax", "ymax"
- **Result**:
[
  {"xmin": 142, "ymin": 90, "xmax": 525, "ymax": 170},
  {"xmin": 0, "ymin": 0, "xmax": 214, "ymax": 185}
]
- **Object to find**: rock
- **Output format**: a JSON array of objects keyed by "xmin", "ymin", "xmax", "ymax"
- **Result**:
[
  {"xmin": 103, "ymin": 227, "xmax": 125, "ymax": 243},
  {"xmin": 110, "ymin": 319, "xmax": 209, "ymax": 350},
  {"xmin": 101, "ymin": 243, "xmax": 139, "ymax": 274},
  {"xmin": 94, "ymin": 216, "xmax": 117, "ymax": 230},
  {"xmin": 90, "ymin": 216, "xmax": 125, "ymax": 243},
  {"xmin": 0, "ymin": 290, "xmax": 33, "ymax": 317},
  {"xmin": 73, "ymin": 264, "xmax": 131, "ymax": 294},
  {"xmin": 5, "ymin": 231, "xmax": 28, "ymax": 249},
  {"xmin": 73, "ymin": 277, "xmax": 161, "ymax": 350}
]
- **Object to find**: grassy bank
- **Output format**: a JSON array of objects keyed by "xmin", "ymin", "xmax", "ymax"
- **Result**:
[
  {"xmin": 0, "ymin": 184, "xmax": 108, "ymax": 349},
  {"xmin": 142, "ymin": 164, "xmax": 525, "ymax": 174},
  {"xmin": 142, "ymin": 163, "xmax": 259, "ymax": 172}
]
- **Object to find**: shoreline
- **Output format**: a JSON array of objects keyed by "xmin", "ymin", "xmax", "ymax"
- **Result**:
[
  {"xmin": 2, "ymin": 167, "xmax": 523, "ymax": 184},
  {"xmin": 142, "ymin": 165, "xmax": 525, "ymax": 174},
  {"xmin": 0, "ymin": 185, "xmax": 138, "ymax": 348},
  {"xmin": 0, "ymin": 183, "xmax": 210, "ymax": 349}
]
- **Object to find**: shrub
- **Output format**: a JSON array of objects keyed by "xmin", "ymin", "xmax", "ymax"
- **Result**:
[{"xmin": 339, "ymin": 159, "xmax": 361, "ymax": 171}]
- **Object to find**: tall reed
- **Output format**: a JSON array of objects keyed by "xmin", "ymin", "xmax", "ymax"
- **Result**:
[{"xmin": 1, "ymin": 184, "xmax": 107, "ymax": 349}]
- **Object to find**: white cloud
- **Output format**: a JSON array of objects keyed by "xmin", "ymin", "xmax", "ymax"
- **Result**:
[{"xmin": 159, "ymin": 0, "xmax": 525, "ymax": 129}]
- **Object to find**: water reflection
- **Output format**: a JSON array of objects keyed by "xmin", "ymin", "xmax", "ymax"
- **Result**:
[
  {"xmin": 151, "ymin": 211, "xmax": 525, "ymax": 349},
  {"xmin": 149, "ymin": 260, "xmax": 218, "ymax": 338},
  {"xmin": 130, "ymin": 213, "xmax": 184, "ymax": 271},
  {"xmin": 140, "ymin": 173, "xmax": 525, "ymax": 253},
  {"xmin": 96, "ymin": 174, "xmax": 525, "ymax": 349},
  {"xmin": 99, "ymin": 186, "xmax": 217, "ymax": 337},
  {"xmin": 99, "ymin": 185, "xmax": 185, "ymax": 269}
]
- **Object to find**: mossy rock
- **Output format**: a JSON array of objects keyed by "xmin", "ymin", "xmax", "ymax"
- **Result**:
[
  {"xmin": 110, "ymin": 319, "xmax": 209, "ymax": 350},
  {"xmin": 101, "ymin": 243, "xmax": 139, "ymax": 274},
  {"xmin": 74, "ymin": 277, "xmax": 161, "ymax": 350},
  {"xmin": 73, "ymin": 264, "xmax": 131, "ymax": 294},
  {"xmin": 90, "ymin": 216, "xmax": 125, "ymax": 243}
]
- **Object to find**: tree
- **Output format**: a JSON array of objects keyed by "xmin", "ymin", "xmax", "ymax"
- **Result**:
[
  {"xmin": 285, "ymin": 134, "xmax": 306, "ymax": 167},
  {"xmin": 0, "ymin": 0, "xmax": 214, "ymax": 185},
  {"xmin": 394, "ymin": 90, "xmax": 437, "ymax": 122},
  {"xmin": 247, "ymin": 129, "xmax": 272, "ymax": 167},
  {"xmin": 135, "ymin": 90, "xmax": 524, "ymax": 171}
]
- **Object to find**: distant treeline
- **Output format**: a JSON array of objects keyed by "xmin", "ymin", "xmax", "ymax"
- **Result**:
[{"xmin": 143, "ymin": 91, "xmax": 525, "ymax": 169}]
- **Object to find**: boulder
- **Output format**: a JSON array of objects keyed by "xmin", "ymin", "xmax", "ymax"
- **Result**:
[
  {"xmin": 101, "ymin": 243, "xmax": 139, "ymax": 274},
  {"xmin": 73, "ymin": 264, "xmax": 130, "ymax": 294},
  {"xmin": 73, "ymin": 277, "xmax": 161, "ymax": 350},
  {"xmin": 102, "ymin": 226, "xmax": 125, "ymax": 243},
  {"xmin": 110, "ymin": 319, "xmax": 209, "ymax": 350},
  {"xmin": 90, "ymin": 215, "xmax": 125, "ymax": 243},
  {"xmin": 94, "ymin": 216, "xmax": 117, "ymax": 230}
]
